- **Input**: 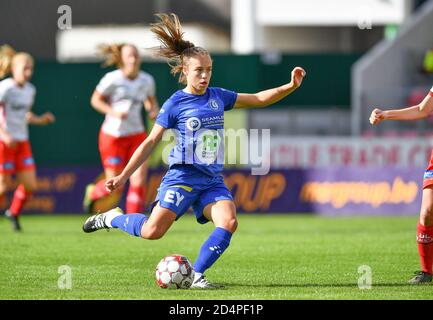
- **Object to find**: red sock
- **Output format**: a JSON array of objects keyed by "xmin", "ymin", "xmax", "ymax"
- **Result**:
[
  {"xmin": 417, "ymin": 223, "xmax": 433, "ymax": 274},
  {"xmin": 10, "ymin": 184, "xmax": 32, "ymax": 217},
  {"xmin": 90, "ymin": 180, "xmax": 111, "ymax": 201},
  {"xmin": 126, "ymin": 185, "xmax": 146, "ymax": 214}
]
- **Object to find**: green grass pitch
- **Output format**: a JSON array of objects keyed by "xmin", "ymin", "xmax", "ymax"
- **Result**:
[{"xmin": 0, "ymin": 213, "xmax": 431, "ymax": 300}]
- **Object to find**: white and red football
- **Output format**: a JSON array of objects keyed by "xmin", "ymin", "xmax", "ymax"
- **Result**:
[{"xmin": 155, "ymin": 254, "xmax": 195, "ymax": 289}]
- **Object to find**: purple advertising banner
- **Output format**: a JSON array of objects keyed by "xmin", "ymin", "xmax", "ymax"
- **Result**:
[
  {"xmin": 7, "ymin": 166, "xmax": 424, "ymax": 216},
  {"xmin": 224, "ymin": 167, "xmax": 423, "ymax": 215}
]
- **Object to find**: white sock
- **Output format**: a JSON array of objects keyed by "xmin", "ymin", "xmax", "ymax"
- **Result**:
[
  {"xmin": 193, "ymin": 272, "xmax": 202, "ymax": 282},
  {"xmin": 104, "ymin": 208, "xmax": 123, "ymax": 228}
]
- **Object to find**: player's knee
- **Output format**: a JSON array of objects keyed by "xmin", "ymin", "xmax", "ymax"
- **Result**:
[
  {"xmin": 0, "ymin": 184, "xmax": 8, "ymax": 195},
  {"xmin": 421, "ymin": 206, "xmax": 433, "ymax": 220},
  {"xmin": 230, "ymin": 218, "xmax": 238, "ymax": 233},
  {"xmin": 222, "ymin": 217, "xmax": 238, "ymax": 234},
  {"xmin": 0, "ymin": 178, "xmax": 11, "ymax": 195},
  {"xmin": 144, "ymin": 231, "xmax": 164, "ymax": 240},
  {"xmin": 141, "ymin": 226, "xmax": 165, "ymax": 240}
]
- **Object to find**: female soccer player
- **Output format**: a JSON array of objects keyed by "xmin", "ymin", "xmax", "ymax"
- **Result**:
[
  {"xmin": 370, "ymin": 86, "xmax": 433, "ymax": 284},
  {"xmin": 83, "ymin": 43, "xmax": 159, "ymax": 214},
  {"xmin": 83, "ymin": 13, "xmax": 306, "ymax": 288},
  {"xmin": 0, "ymin": 45, "xmax": 55, "ymax": 231}
]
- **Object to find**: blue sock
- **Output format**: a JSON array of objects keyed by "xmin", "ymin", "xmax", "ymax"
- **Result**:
[
  {"xmin": 194, "ymin": 227, "xmax": 232, "ymax": 274},
  {"xmin": 111, "ymin": 214, "xmax": 148, "ymax": 237}
]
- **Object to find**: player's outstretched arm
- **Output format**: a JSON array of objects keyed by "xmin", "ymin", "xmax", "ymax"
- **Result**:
[
  {"xmin": 91, "ymin": 91, "xmax": 127, "ymax": 119},
  {"xmin": 105, "ymin": 123, "xmax": 166, "ymax": 193},
  {"xmin": 370, "ymin": 93, "xmax": 433, "ymax": 125},
  {"xmin": 26, "ymin": 111, "xmax": 55, "ymax": 125},
  {"xmin": 233, "ymin": 67, "xmax": 306, "ymax": 109}
]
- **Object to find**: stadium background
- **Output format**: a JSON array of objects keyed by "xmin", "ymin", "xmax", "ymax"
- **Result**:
[
  {"xmin": 4, "ymin": 0, "xmax": 433, "ymax": 302},
  {"xmin": 0, "ymin": 0, "xmax": 432, "ymax": 216}
]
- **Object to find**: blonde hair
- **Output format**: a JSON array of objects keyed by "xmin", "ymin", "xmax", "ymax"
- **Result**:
[
  {"xmin": 150, "ymin": 13, "xmax": 209, "ymax": 84},
  {"xmin": 0, "ymin": 45, "xmax": 33, "ymax": 79},
  {"xmin": 97, "ymin": 43, "xmax": 125, "ymax": 68},
  {"xmin": 97, "ymin": 43, "xmax": 140, "ymax": 69}
]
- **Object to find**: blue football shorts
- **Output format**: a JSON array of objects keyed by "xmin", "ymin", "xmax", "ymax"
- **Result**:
[{"xmin": 150, "ymin": 165, "xmax": 233, "ymax": 224}]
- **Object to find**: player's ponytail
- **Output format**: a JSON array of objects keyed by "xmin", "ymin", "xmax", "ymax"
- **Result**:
[
  {"xmin": 0, "ymin": 45, "xmax": 17, "ymax": 79},
  {"xmin": 150, "ymin": 13, "xmax": 209, "ymax": 84},
  {"xmin": 97, "ymin": 43, "xmax": 125, "ymax": 68}
]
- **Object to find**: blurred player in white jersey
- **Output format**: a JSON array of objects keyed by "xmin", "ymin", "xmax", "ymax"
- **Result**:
[
  {"xmin": 83, "ymin": 43, "xmax": 159, "ymax": 214},
  {"xmin": 0, "ymin": 45, "xmax": 55, "ymax": 231}
]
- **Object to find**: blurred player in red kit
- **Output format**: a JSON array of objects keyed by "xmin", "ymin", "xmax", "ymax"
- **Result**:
[
  {"xmin": 0, "ymin": 45, "xmax": 55, "ymax": 231},
  {"xmin": 83, "ymin": 43, "xmax": 159, "ymax": 214},
  {"xmin": 370, "ymin": 85, "xmax": 433, "ymax": 284}
]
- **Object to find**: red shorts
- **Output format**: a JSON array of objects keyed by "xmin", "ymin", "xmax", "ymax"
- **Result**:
[
  {"xmin": 423, "ymin": 150, "xmax": 433, "ymax": 189},
  {"xmin": 99, "ymin": 131, "xmax": 147, "ymax": 170},
  {"xmin": 0, "ymin": 140, "xmax": 35, "ymax": 174}
]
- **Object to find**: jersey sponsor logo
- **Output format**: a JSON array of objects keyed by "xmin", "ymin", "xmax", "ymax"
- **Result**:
[
  {"xmin": 186, "ymin": 117, "xmax": 202, "ymax": 131},
  {"xmin": 163, "ymin": 190, "xmax": 185, "ymax": 207},
  {"xmin": 10, "ymin": 103, "xmax": 27, "ymax": 111},
  {"xmin": 208, "ymin": 99, "xmax": 220, "ymax": 111},
  {"xmin": 201, "ymin": 116, "xmax": 224, "ymax": 128}
]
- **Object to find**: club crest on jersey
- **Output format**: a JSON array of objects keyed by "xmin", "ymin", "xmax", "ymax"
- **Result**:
[
  {"xmin": 208, "ymin": 99, "xmax": 220, "ymax": 111},
  {"xmin": 186, "ymin": 117, "xmax": 202, "ymax": 131}
]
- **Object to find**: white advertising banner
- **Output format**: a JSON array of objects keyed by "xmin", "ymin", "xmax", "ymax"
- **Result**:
[
  {"xmin": 256, "ymin": 0, "xmax": 410, "ymax": 26},
  {"xmin": 268, "ymin": 136, "xmax": 433, "ymax": 168}
]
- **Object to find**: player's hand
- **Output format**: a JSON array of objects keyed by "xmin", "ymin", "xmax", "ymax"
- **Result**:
[
  {"xmin": 370, "ymin": 108, "xmax": 386, "ymax": 125},
  {"xmin": 41, "ymin": 112, "xmax": 55, "ymax": 124},
  {"xmin": 2, "ymin": 133, "xmax": 16, "ymax": 147},
  {"xmin": 148, "ymin": 109, "xmax": 158, "ymax": 121},
  {"xmin": 291, "ymin": 67, "xmax": 306, "ymax": 88},
  {"xmin": 105, "ymin": 175, "xmax": 126, "ymax": 193}
]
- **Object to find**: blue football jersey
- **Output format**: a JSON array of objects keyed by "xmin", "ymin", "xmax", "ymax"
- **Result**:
[{"xmin": 156, "ymin": 87, "xmax": 238, "ymax": 177}]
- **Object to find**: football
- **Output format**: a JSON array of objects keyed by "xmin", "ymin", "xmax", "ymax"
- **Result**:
[{"xmin": 155, "ymin": 254, "xmax": 195, "ymax": 289}]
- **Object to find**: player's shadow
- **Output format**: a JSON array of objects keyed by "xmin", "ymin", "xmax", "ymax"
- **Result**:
[{"xmin": 222, "ymin": 283, "xmax": 414, "ymax": 288}]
